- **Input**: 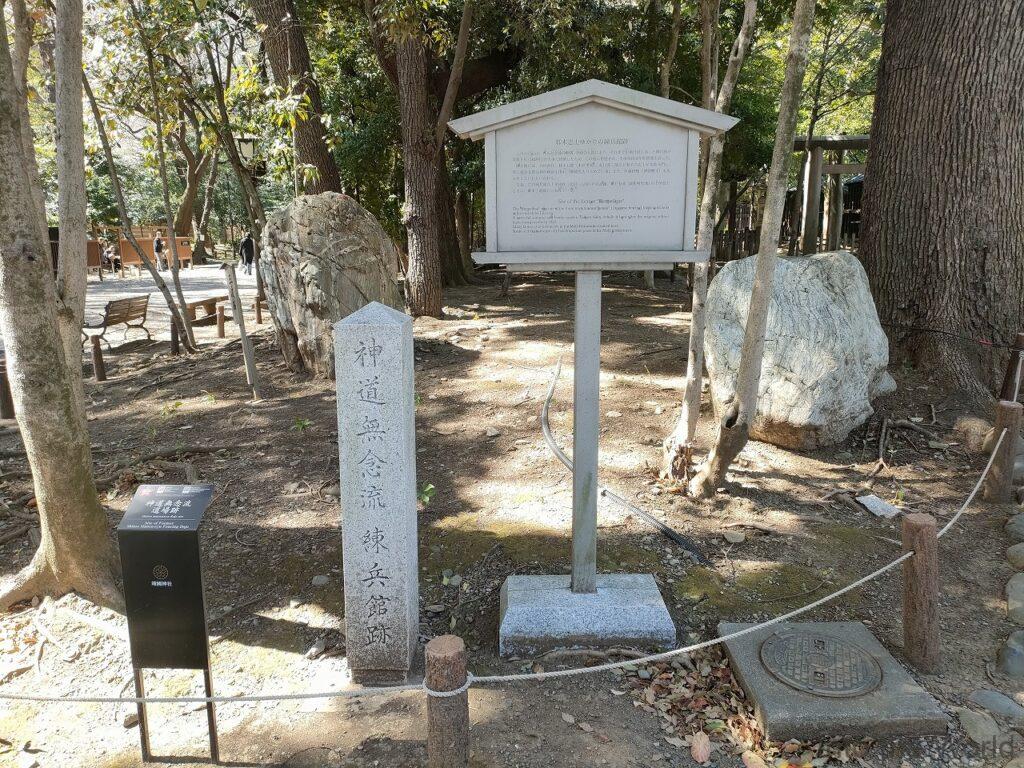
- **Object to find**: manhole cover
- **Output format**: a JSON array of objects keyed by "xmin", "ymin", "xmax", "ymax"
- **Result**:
[{"xmin": 760, "ymin": 630, "xmax": 882, "ymax": 698}]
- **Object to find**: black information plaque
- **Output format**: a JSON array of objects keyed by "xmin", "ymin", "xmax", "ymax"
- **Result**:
[{"xmin": 117, "ymin": 484, "xmax": 218, "ymax": 763}]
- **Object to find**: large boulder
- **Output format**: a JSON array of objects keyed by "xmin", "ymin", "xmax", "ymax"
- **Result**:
[
  {"xmin": 705, "ymin": 250, "xmax": 895, "ymax": 450},
  {"xmin": 262, "ymin": 193, "xmax": 404, "ymax": 377}
]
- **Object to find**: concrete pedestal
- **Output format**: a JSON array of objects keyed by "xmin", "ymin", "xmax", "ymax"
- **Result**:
[{"xmin": 498, "ymin": 574, "xmax": 676, "ymax": 657}]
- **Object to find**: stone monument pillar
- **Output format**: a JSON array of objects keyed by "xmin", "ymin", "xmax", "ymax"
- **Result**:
[{"xmin": 335, "ymin": 302, "xmax": 419, "ymax": 683}]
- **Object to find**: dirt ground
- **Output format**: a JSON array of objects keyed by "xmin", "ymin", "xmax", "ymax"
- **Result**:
[{"xmin": 0, "ymin": 271, "xmax": 1018, "ymax": 768}]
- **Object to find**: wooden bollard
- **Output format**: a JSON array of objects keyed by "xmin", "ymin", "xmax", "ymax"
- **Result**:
[
  {"xmin": 90, "ymin": 336, "xmax": 107, "ymax": 382},
  {"xmin": 426, "ymin": 635, "xmax": 469, "ymax": 768},
  {"xmin": 254, "ymin": 298, "xmax": 263, "ymax": 325},
  {"xmin": 902, "ymin": 512, "xmax": 939, "ymax": 673},
  {"xmin": 170, "ymin": 319, "xmax": 180, "ymax": 356},
  {"xmin": 216, "ymin": 305, "xmax": 226, "ymax": 338},
  {"xmin": 983, "ymin": 400, "xmax": 1022, "ymax": 502}
]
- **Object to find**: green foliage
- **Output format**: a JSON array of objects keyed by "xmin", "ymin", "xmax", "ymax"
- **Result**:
[
  {"xmin": 418, "ymin": 482, "xmax": 436, "ymax": 505},
  {"xmin": 291, "ymin": 418, "xmax": 314, "ymax": 432},
  {"xmin": 29, "ymin": 0, "xmax": 881, "ymax": 243}
]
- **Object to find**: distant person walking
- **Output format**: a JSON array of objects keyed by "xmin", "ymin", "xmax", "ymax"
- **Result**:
[
  {"xmin": 153, "ymin": 231, "xmax": 166, "ymax": 271},
  {"xmin": 239, "ymin": 232, "xmax": 255, "ymax": 276}
]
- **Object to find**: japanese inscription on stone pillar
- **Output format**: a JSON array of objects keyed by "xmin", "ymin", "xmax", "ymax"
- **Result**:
[{"xmin": 335, "ymin": 302, "xmax": 418, "ymax": 683}]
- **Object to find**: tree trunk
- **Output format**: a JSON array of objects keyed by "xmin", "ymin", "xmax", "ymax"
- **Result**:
[
  {"xmin": 0, "ymin": 12, "xmax": 121, "ymax": 610},
  {"xmin": 396, "ymin": 37, "xmax": 444, "ymax": 317},
  {"xmin": 860, "ymin": 0, "xmax": 1024, "ymax": 398},
  {"xmin": 9, "ymin": 0, "xmax": 46, "ymax": 244},
  {"xmin": 248, "ymin": 0, "xmax": 342, "ymax": 195},
  {"xmin": 53, "ymin": 0, "xmax": 89, "ymax": 408},
  {"xmin": 689, "ymin": 0, "xmax": 816, "ymax": 498},
  {"xmin": 663, "ymin": 0, "xmax": 758, "ymax": 480},
  {"xmin": 191, "ymin": 153, "xmax": 220, "ymax": 264},
  {"xmin": 437, "ymin": 151, "xmax": 468, "ymax": 286},
  {"xmin": 454, "ymin": 187, "xmax": 474, "ymax": 278},
  {"xmin": 174, "ymin": 151, "xmax": 211, "ymax": 236}
]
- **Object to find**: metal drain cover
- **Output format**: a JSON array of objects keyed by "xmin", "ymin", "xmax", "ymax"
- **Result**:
[{"xmin": 760, "ymin": 630, "xmax": 882, "ymax": 698}]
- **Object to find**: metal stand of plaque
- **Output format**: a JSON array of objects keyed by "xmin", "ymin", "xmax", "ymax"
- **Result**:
[
  {"xmin": 449, "ymin": 80, "xmax": 738, "ymax": 655},
  {"xmin": 117, "ymin": 484, "xmax": 218, "ymax": 763}
]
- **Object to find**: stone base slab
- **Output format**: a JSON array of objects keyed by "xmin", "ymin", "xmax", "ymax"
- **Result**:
[
  {"xmin": 720, "ymin": 621, "xmax": 948, "ymax": 741},
  {"xmin": 498, "ymin": 574, "xmax": 676, "ymax": 657}
]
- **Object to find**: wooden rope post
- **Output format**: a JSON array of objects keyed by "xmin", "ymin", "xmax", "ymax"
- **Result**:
[
  {"xmin": 426, "ymin": 634, "xmax": 469, "ymax": 768},
  {"xmin": 983, "ymin": 400, "xmax": 1022, "ymax": 502},
  {"xmin": 216, "ymin": 305, "xmax": 226, "ymax": 338},
  {"xmin": 90, "ymin": 335, "xmax": 107, "ymax": 382},
  {"xmin": 1000, "ymin": 332, "xmax": 1024, "ymax": 402},
  {"xmin": 254, "ymin": 298, "xmax": 263, "ymax": 325},
  {"xmin": 223, "ymin": 263, "xmax": 263, "ymax": 400},
  {"xmin": 902, "ymin": 512, "xmax": 939, "ymax": 673}
]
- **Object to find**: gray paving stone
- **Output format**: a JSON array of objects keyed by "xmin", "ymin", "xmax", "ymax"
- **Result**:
[
  {"xmin": 1006, "ymin": 514, "xmax": 1024, "ymax": 543},
  {"xmin": 1007, "ymin": 574, "xmax": 1024, "ymax": 624},
  {"xmin": 498, "ymin": 574, "xmax": 676, "ymax": 657},
  {"xmin": 967, "ymin": 689, "xmax": 1024, "ymax": 726},
  {"xmin": 999, "ymin": 631, "xmax": 1024, "ymax": 678},
  {"xmin": 1008, "ymin": 543, "xmax": 1024, "ymax": 570},
  {"xmin": 719, "ymin": 621, "xmax": 947, "ymax": 742}
]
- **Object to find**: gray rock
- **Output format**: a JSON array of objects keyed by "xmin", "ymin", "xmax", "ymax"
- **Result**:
[
  {"xmin": 705, "ymin": 251, "xmax": 894, "ymax": 450},
  {"xmin": 954, "ymin": 707, "xmax": 1001, "ymax": 745},
  {"xmin": 311, "ymin": 574, "xmax": 329, "ymax": 587},
  {"xmin": 1008, "ymin": 515, "xmax": 1024, "ymax": 543},
  {"xmin": 1009, "ymin": 543, "xmax": 1024, "ymax": 570},
  {"xmin": 723, "ymin": 530, "xmax": 746, "ymax": 544},
  {"xmin": 968, "ymin": 689, "xmax": 1024, "ymax": 726},
  {"xmin": 261, "ymin": 193, "xmax": 403, "ymax": 377},
  {"xmin": 998, "ymin": 631, "xmax": 1024, "ymax": 678},
  {"xmin": 122, "ymin": 712, "xmax": 139, "ymax": 728},
  {"xmin": 1009, "ymin": 574, "xmax": 1024, "ymax": 624}
]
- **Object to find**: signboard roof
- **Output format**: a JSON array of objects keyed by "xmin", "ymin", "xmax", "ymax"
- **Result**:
[{"xmin": 449, "ymin": 79, "xmax": 738, "ymax": 140}]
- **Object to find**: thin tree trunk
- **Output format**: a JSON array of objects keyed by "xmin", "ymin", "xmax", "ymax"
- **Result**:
[
  {"xmin": 53, "ymin": 0, "xmax": 89, "ymax": 408},
  {"xmin": 396, "ymin": 37, "xmax": 444, "ymax": 316},
  {"xmin": 689, "ymin": 0, "xmax": 817, "ymax": 497},
  {"xmin": 861, "ymin": 0, "xmax": 1024, "ymax": 398},
  {"xmin": 136, "ymin": 37, "xmax": 197, "ymax": 349},
  {"xmin": 0, "ymin": 11, "xmax": 121, "ymax": 610},
  {"xmin": 9, "ymin": 0, "xmax": 46, "ymax": 244},
  {"xmin": 663, "ymin": 0, "xmax": 758, "ymax": 479}
]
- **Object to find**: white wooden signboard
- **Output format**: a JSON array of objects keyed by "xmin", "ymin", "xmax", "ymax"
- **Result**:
[{"xmin": 450, "ymin": 79, "xmax": 738, "ymax": 271}]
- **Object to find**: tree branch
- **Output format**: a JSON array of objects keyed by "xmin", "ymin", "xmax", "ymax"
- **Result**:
[{"xmin": 434, "ymin": 0, "xmax": 475, "ymax": 149}]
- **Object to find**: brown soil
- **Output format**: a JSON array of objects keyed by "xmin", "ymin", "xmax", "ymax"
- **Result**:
[{"xmin": 0, "ymin": 272, "xmax": 1016, "ymax": 767}]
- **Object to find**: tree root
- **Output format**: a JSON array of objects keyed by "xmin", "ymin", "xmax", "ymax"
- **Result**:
[{"xmin": 0, "ymin": 551, "xmax": 123, "ymax": 613}]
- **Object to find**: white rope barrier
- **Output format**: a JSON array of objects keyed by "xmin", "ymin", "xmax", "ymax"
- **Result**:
[{"xmin": 0, "ymin": 364, "xmax": 1006, "ymax": 706}]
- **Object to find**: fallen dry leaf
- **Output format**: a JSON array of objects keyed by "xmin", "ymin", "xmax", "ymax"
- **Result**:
[
  {"xmin": 690, "ymin": 731, "xmax": 711, "ymax": 764},
  {"xmin": 741, "ymin": 751, "xmax": 767, "ymax": 768}
]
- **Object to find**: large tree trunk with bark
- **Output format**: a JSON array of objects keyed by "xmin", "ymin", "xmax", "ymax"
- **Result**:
[
  {"xmin": 0, "ymin": 10, "xmax": 121, "ymax": 610},
  {"xmin": 860, "ymin": 0, "xmax": 1024, "ymax": 398},
  {"xmin": 248, "ymin": 0, "xmax": 342, "ymax": 195},
  {"xmin": 396, "ymin": 37, "xmax": 444, "ymax": 317},
  {"xmin": 689, "ymin": 0, "xmax": 816, "ymax": 497},
  {"xmin": 53, "ymin": 0, "xmax": 89, "ymax": 407}
]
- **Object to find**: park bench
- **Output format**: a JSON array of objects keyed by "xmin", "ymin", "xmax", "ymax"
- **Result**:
[{"xmin": 82, "ymin": 295, "xmax": 151, "ymax": 348}]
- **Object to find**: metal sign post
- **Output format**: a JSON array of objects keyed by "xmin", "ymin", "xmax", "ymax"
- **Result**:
[{"xmin": 117, "ymin": 484, "xmax": 218, "ymax": 763}]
